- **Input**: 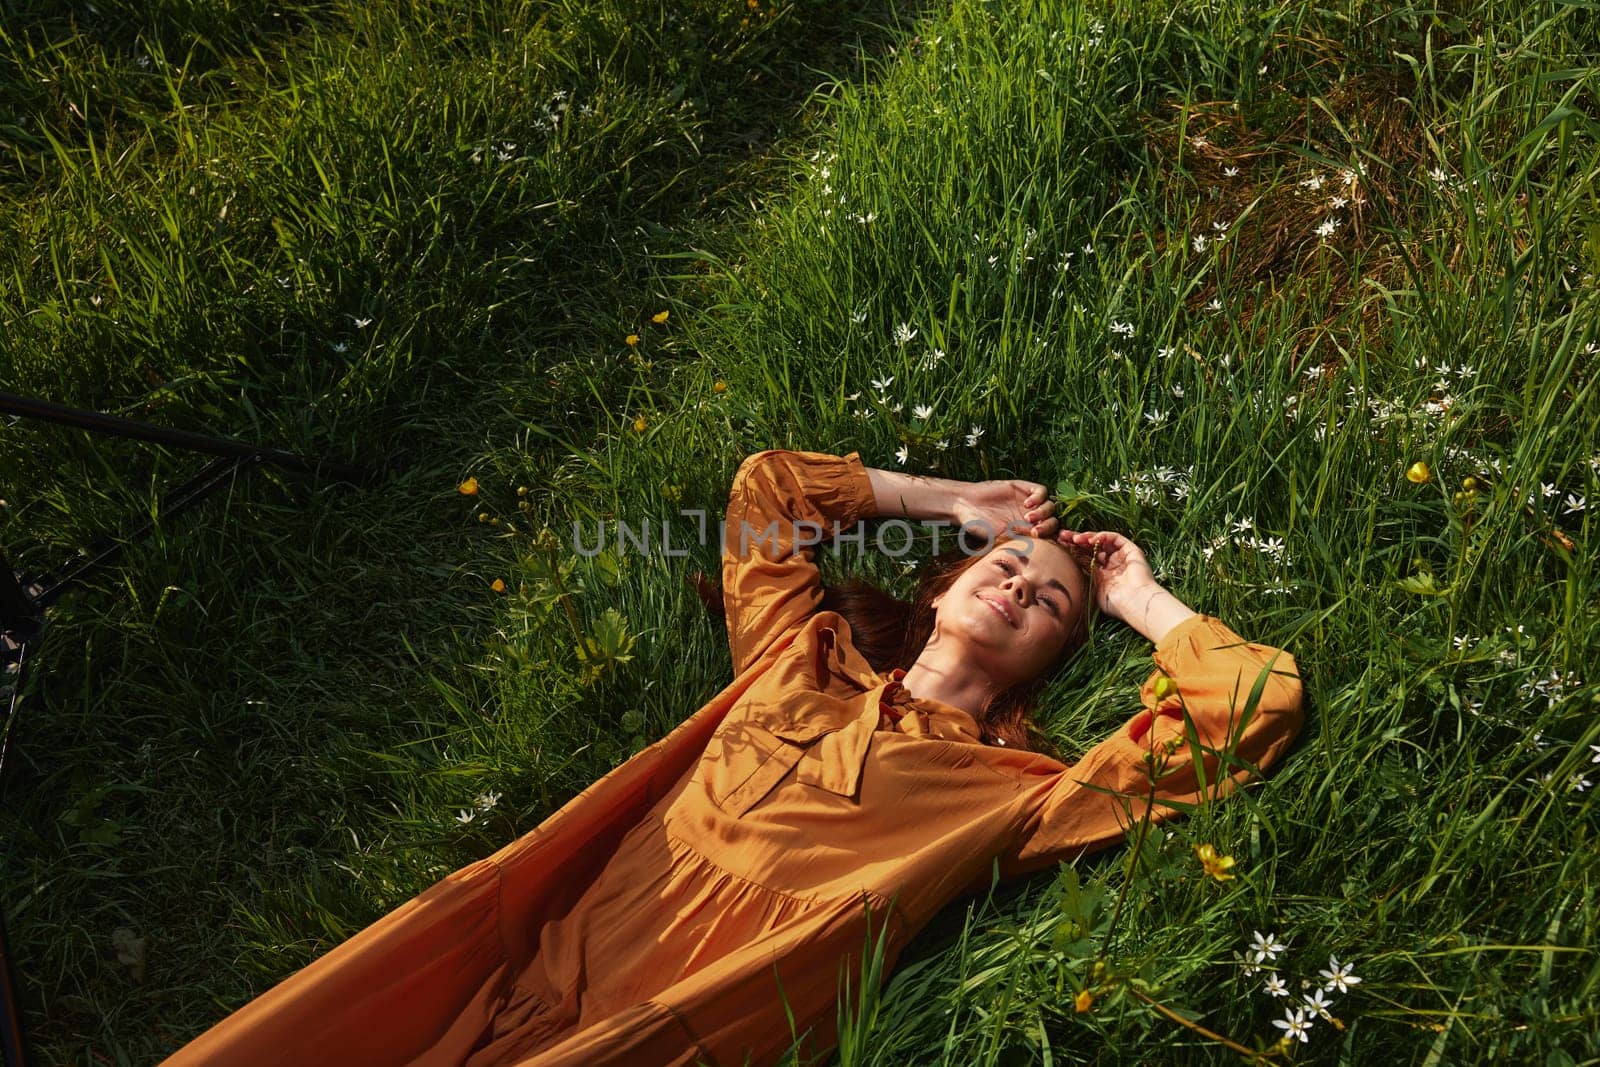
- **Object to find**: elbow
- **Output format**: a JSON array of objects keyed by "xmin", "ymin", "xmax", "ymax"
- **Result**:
[
  {"xmin": 731, "ymin": 450, "xmax": 785, "ymax": 501},
  {"xmin": 1257, "ymin": 660, "xmax": 1306, "ymax": 752},
  {"xmin": 735, "ymin": 449, "xmax": 786, "ymax": 479},
  {"xmin": 1269, "ymin": 652, "xmax": 1306, "ymax": 718}
]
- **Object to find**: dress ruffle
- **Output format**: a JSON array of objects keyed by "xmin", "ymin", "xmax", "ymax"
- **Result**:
[{"xmin": 464, "ymin": 807, "xmax": 821, "ymax": 1065}]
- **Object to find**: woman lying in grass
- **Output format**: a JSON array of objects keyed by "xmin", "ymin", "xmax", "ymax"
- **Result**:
[{"xmin": 166, "ymin": 449, "xmax": 1304, "ymax": 1067}]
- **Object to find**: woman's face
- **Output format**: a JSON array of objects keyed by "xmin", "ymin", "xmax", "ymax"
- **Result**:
[{"xmin": 930, "ymin": 538, "xmax": 1089, "ymax": 688}]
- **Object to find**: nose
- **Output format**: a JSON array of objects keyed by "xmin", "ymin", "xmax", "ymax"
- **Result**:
[{"xmin": 1001, "ymin": 574, "xmax": 1031, "ymax": 606}]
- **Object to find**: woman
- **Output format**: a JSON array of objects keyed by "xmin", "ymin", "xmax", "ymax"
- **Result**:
[{"xmin": 166, "ymin": 450, "xmax": 1304, "ymax": 1067}]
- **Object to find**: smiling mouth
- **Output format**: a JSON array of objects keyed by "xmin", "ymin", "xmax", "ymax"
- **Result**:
[{"xmin": 978, "ymin": 594, "xmax": 1017, "ymax": 628}]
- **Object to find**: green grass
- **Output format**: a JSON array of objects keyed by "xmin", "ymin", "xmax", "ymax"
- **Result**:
[{"xmin": 3, "ymin": 0, "xmax": 1598, "ymax": 1062}]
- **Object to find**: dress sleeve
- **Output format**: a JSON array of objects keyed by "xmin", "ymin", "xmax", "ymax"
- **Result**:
[
  {"xmin": 1000, "ymin": 614, "xmax": 1305, "ymax": 878},
  {"xmin": 721, "ymin": 449, "xmax": 878, "ymax": 677}
]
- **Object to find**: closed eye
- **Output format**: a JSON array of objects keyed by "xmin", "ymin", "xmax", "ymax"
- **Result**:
[{"xmin": 993, "ymin": 556, "xmax": 1060, "ymax": 616}]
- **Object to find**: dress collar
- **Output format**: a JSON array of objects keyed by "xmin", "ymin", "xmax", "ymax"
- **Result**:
[{"xmin": 880, "ymin": 668, "xmax": 984, "ymax": 744}]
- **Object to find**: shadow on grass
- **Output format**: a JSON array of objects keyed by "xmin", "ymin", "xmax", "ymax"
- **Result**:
[{"xmin": 0, "ymin": 0, "xmax": 939, "ymax": 1060}]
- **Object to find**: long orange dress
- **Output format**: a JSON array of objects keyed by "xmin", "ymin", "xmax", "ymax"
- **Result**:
[{"xmin": 164, "ymin": 449, "xmax": 1304, "ymax": 1067}]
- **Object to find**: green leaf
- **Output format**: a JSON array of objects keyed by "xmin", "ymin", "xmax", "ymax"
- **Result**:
[{"xmin": 1397, "ymin": 573, "xmax": 1449, "ymax": 596}]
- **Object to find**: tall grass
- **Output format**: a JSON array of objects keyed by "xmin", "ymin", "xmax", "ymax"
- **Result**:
[
  {"xmin": 681, "ymin": 0, "xmax": 1599, "ymax": 1059},
  {"xmin": 2, "ymin": 0, "xmax": 1597, "ymax": 1062}
]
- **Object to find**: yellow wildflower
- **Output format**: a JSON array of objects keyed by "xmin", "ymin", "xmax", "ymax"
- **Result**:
[
  {"xmin": 713, "ymin": 380, "xmax": 727, "ymax": 394},
  {"xmin": 1152, "ymin": 674, "xmax": 1177, "ymax": 702},
  {"xmin": 490, "ymin": 578, "xmax": 506, "ymax": 593},
  {"xmin": 1195, "ymin": 843, "xmax": 1237, "ymax": 882},
  {"xmin": 625, "ymin": 333, "xmax": 640, "ymax": 347},
  {"xmin": 1405, "ymin": 461, "xmax": 1431, "ymax": 484},
  {"xmin": 633, "ymin": 415, "xmax": 648, "ymax": 433},
  {"xmin": 458, "ymin": 476, "xmax": 479, "ymax": 496},
  {"xmin": 652, "ymin": 309, "xmax": 670, "ymax": 324},
  {"xmin": 1074, "ymin": 988, "xmax": 1094, "ymax": 1013}
]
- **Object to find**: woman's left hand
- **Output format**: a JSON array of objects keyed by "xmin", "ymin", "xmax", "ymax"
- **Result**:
[{"xmin": 950, "ymin": 480, "xmax": 1060, "ymax": 542}]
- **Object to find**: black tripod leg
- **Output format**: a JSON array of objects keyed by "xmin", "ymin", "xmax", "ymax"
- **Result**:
[{"xmin": 0, "ymin": 881, "xmax": 27, "ymax": 1067}]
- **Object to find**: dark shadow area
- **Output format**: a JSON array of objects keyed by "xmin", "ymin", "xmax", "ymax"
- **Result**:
[{"xmin": 0, "ymin": 0, "xmax": 940, "ymax": 1060}]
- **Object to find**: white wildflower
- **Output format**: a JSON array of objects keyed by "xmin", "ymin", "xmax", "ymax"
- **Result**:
[
  {"xmin": 1223, "ymin": 166, "xmax": 1240, "ymax": 177},
  {"xmin": 474, "ymin": 791, "xmax": 501, "ymax": 812},
  {"xmin": 1193, "ymin": 234, "xmax": 1208, "ymax": 253},
  {"xmin": 1320, "ymin": 956, "xmax": 1361, "ymax": 994},
  {"xmin": 912, "ymin": 404, "xmax": 934, "ymax": 421},
  {"xmin": 894, "ymin": 445, "xmax": 909, "ymax": 465},
  {"xmin": 1562, "ymin": 493, "xmax": 1586, "ymax": 513},
  {"xmin": 1272, "ymin": 1008, "xmax": 1313, "ymax": 1043},
  {"xmin": 894, "ymin": 323, "xmax": 917, "ymax": 346},
  {"xmin": 455, "ymin": 809, "xmax": 476, "ymax": 825},
  {"xmin": 1264, "ymin": 973, "xmax": 1289, "ymax": 997},
  {"xmin": 1251, "ymin": 931, "xmax": 1286, "ymax": 961}
]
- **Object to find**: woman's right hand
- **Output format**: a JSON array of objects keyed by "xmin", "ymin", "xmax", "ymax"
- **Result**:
[{"xmin": 1055, "ymin": 529, "xmax": 1159, "ymax": 621}]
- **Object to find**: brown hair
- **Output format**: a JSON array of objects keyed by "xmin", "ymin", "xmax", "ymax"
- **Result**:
[{"xmin": 690, "ymin": 534, "xmax": 1096, "ymax": 754}]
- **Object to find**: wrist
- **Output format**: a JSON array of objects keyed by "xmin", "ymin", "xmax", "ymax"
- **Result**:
[
  {"xmin": 1112, "ymin": 584, "xmax": 1197, "ymax": 643},
  {"xmin": 1107, "ymin": 581, "xmax": 1162, "ymax": 620}
]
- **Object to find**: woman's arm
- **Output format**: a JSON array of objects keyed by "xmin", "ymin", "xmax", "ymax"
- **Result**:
[
  {"xmin": 721, "ymin": 450, "xmax": 879, "ymax": 675},
  {"xmin": 1059, "ymin": 528, "xmax": 1197, "ymax": 644},
  {"xmin": 864, "ymin": 467, "xmax": 1063, "ymax": 538},
  {"xmin": 999, "ymin": 613, "xmax": 1305, "ymax": 878}
]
